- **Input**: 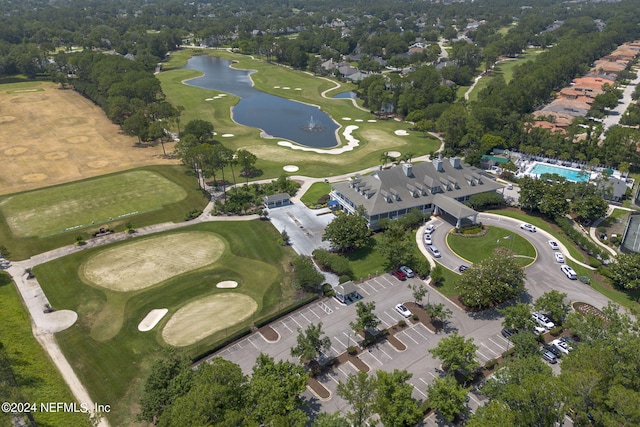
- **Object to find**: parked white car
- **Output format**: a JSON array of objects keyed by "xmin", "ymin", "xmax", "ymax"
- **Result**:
[
  {"xmin": 551, "ymin": 338, "xmax": 571, "ymax": 355},
  {"xmin": 561, "ymin": 265, "xmax": 577, "ymax": 280},
  {"xmin": 532, "ymin": 312, "xmax": 555, "ymax": 329},
  {"xmin": 424, "ymin": 234, "xmax": 432, "ymax": 245},
  {"xmin": 554, "ymin": 252, "xmax": 565, "ymax": 263},
  {"xmin": 395, "ymin": 304, "xmax": 412, "ymax": 318}
]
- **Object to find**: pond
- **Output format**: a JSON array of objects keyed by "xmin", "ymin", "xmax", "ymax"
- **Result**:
[
  {"xmin": 332, "ymin": 91, "xmax": 356, "ymax": 99},
  {"xmin": 182, "ymin": 55, "xmax": 340, "ymax": 148}
]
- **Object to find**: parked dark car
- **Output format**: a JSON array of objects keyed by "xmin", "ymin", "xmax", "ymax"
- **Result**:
[
  {"xmin": 543, "ymin": 343, "xmax": 562, "ymax": 358},
  {"xmin": 501, "ymin": 328, "xmax": 517, "ymax": 340}
]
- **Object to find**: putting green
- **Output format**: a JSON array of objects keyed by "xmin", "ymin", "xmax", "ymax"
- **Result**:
[
  {"xmin": 0, "ymin": 170, "xmax": 187, "ymax": 237},
  {"xmin": 162, "ymin": 293, "xmax": 258, "ymax": 346},
  {"xmin": 79, "ymin": 232, "xmax": 225, "ymax": 291}
]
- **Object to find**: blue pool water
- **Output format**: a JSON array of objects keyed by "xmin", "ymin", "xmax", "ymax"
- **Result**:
[{"xmin": 529, "ymin": 163, "xmax": 589, "ymax": 182}]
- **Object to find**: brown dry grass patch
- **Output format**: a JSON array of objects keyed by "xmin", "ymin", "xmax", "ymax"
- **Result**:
[
  {"xmin": 0, "ymin": 82, "xmax": 178, "ymax": 195},
  {"xmin": 162, "ymin": 293, "xmax": 257, "ymax": 346},
  {"xmin": 79, "ymin": 232, "xmax": 225, "ymax": 292}
]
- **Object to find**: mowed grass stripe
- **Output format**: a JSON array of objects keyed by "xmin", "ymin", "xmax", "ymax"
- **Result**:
[
  {"xmin": 0, "ymin": 170, "xmax": 187, "ymax": 237},
  {"xmin": 80, "ymin": 232, "xmax": 225, "ymax": 291}
]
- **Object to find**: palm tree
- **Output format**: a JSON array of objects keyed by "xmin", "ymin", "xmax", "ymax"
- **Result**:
[{"xmin": 379, "ymin": 151, "xmax": 391, "ymax": 169}]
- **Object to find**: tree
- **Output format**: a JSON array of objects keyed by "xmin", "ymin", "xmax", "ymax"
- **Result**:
[
  {"xmin": 349, "ymin": 301, "xmax": 381, "ymax": 334},
  {"xmin": 571, "ymin": 193, "xmax": 608, "ymax": 222},
  {"xmin": 290, "ymin": 323, "xmax": 331, "ymax": 364},
  {"xmin": 609, "ymin": 253, "xmax": 640, "ymax": 290},
  {"xmin": 157, "ymin": 357, "xmax": 246, "ymax": 427},
  {"xmin": 518, "ymin": 176, "xmax": 547, "ymax": 212},
  {"xmin": 373, "ymin": 370, "xmax": 422, "ymax": 426},
  {"xmin": 467, "ymin": 401, "xmax": 516, "ymax": 427},
  {"xmin": 138, "ymin": 352, "xmax": 194, "ymax": 423},
  {"xmin": 322, "ymin": 214, "xmax": 370, "ymax": 252},
  {"xmin": 428, "ymin": 331, "xmax": 479, "ymax": 381},
  {"xmin": 291, "ymin": 256, "xmax": 324, "ymax": 292},
  {"xmin": 408, "ymin": 283, "xmax": 427, "ymax": 306},
  {"xmin": 458, "ymin": 249, "xmax": 526, "ymax": 309},
  {"xmin": 426, "ymin": 376, "xmax": 469, "ymax": 422},
  {"xmin": 312, "ymin": 412, "xmax": 348, "ymax": 427},
  {"xmin": 534, "ymin": 290, "xmax": 570, "ymax": 325},
  {"xmin": 425, "ymin": 303, "xmax": 452, "ymax": 333},
  {"xmin": 337, "ymin": 371, "xmax": 376, "ymax": 427},
  {"xmin": 246, "ymin": 354, "xmax": 308, "ymax": 424},
  {"xmin": 377, "ymin": 222, "xmax": 415, "ymax": 268},
  {"xmin": 182, "ymin": 119, "xmax": 214, "ymax": 143},
  {"xmin": 499, "ymin": 302, "xmax": 534, "ymax": 332},
  {"xmin": 123, "ymin": 110, "xmax": 150, "ymax": 144},
  {"xmin": 236, "ymin": 148, "xmax": 258, "ymax": 183},
  {"xmin": 510, "ymin": 331, "xmax": 540, "ymax": 359}
]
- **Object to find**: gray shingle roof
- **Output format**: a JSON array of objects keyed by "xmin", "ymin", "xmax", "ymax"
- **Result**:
[{"xmin": 331, "ymin": 158, "xmax": 502, "ymax": 216}]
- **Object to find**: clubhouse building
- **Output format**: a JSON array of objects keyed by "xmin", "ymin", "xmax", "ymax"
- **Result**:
[{"xmin": 329, "ymin": 156, "xmax": 505, "ymax": 229}]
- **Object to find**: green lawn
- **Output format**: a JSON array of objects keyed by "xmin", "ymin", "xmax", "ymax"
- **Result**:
[
  {"xmin": 34, "ymin": 220, "xmax": 297, "ymax": 426},
  {"xmin": 467, "ymin": 49, "xmax": 543, "ymax": 102},
  {"xmin": 300, "ymin": 182, "xmax": 331, "ymax": 205},
  {"xmin": 0, "ymin": 170, "xmax": 186, "ymax": 238},
  {"xmin": 157, "ymin": 49, "xmax": 441, "ymax": 181},
  {"xmin": 343, "ymin": 235, "xmax": 389, "ymax": 280},
  {"xmin": 447, "ymin": 226, "xmax": 537, "ymax": 267},
  {"xmin": 0, "ymin": 274, "xmax": 91, "ymax": 427},
  {"xmin": 0, "ymin": 165, "xmax": 209, "ymax": 260}
]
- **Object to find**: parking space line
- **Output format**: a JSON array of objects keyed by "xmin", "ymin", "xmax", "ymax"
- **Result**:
[
  {"xmin": 496, "ymin": 334, "xmax": 510, "ymax": 345},
  {"xmin": 488, "ymin": 337, "xmax": 507, "ymax": 352},
  {"xmin": 378, "ymin": 317, "xmax": 391, "ymax": 328},
  {"xmin": 363, "ymin": 282, "xmax": 378, "ymax": 293},
  {"xmin": 358, "ymin": 286, "xmax": 371, "ymax": 296},
  {"xmin": 290, "ymin": 315, "xmax": 303, "ymax": 328},
  {"xmin": 246, "ymin": 337, "xmax": 260, "ymax": 350},
  {"xmin": 330, "ymin": 345, "xmax": 341, "ymax": 355},
  {"xmin": 384, "ymin": 311, "xmax": 400, "ymax": 323},
  {"xmin": 400, "ymin": 330, "xmax": 419, "ymax": 345},
  {"xmin": 372, "ymin": 278, "xmax": 387, "ymax": 289},
  {"xmin": 299, "ymin": 311, "xmax": 311, "ymax": 323},
  {"xmin": 280, "ymin": 321, "xmax": 294, "ymax": 333},
  {"xmin": 412, "ymin": 384, "xmax": 428, "ymax": 398},
  {"xmin": 428, "ymin": 372, "xmax": 439, "ymax": 380},
  {"xmin": 410, "ymin": 325, "xmax": 431, "ymax": 340},
  {"xmin": 476, "ymin": 350, "xmax": 490, "ymax": 362},
  {"xmin": 338, "ymin": 366, "xmax": 350, "ymax": 377},
  {"xmin": 378, "ymin": 345, "xmax": 392, "ymax": 360},
  {"xmin": 307, "ymin": 307, "xmax": 322, "ymax": 319},
  {"xmin": 334, "ymin": 336, "xmax": 347, "ymax": 348},
  {"xmin": 419, "ymin": 377, "xmax": 430, "ymax": 387},
  {"xmin": 481, "ymin": 343, "xmax": 500, "ymax": 357},
  {"xmin": 379, "ymin": 275, "xmax": 396, "ymax": 287},
  {"xmin": 362, "ymin": 350, "xmax": 383, "ymax": 366}
]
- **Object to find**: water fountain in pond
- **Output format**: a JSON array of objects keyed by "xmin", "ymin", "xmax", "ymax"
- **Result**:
[{"xmin": 301, "ymin": 115, "xmax": 324, "ymax": 132}]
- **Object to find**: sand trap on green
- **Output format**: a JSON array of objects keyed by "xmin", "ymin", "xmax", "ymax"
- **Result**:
[
  {"xmin": 0, "ymin": 170, "xmax": 187, "ymax": 238},
  {"xmin": 80, "ymin": 232, "xmax": 225, "ymax": 291},
  {"xmin": 162, "ymin": 293, "xmax": 257, "ymax": 346}
]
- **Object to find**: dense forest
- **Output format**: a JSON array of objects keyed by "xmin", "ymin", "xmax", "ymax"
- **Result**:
[{"xmin": 3, "ymin": 0, "xmax": 640, "ymax": 168}]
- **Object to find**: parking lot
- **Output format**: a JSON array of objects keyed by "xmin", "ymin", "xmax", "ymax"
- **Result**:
[{"xmin": 207, "ymin": 271, "xmax": 520, "ymax": 420}]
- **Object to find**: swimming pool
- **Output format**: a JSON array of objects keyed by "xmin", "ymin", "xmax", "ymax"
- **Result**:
[{"xmin": 528, "ymin": 162, "xmax": 590, "ymax": 182}]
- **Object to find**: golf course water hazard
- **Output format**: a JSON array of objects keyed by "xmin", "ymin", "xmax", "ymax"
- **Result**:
[{"xmin": 183, "ymin": 55, "xmax": 340, "ymax": 148}]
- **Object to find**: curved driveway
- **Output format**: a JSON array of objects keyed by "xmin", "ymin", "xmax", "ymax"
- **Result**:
[{"xmin": 423, "ymin": 214, "xmax": 612, "ymax": 311}]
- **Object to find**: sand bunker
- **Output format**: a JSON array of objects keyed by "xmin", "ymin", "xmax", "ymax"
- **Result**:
[
  {"xmin": 342, "ymin": 117, "xmax": 352, "ymax": 121},
  {"xmin": 221, "ymin": 134, "xmax": 234, "ymax": 137},
  {"xmin": 394, "ymin": 130, "xmax": 409, "ymax": 136},
  {"xmin": 355, "ymin": 119, "xmax": 364, "ymax": 122},
  {"xmin": 216, "ymin": 281, "xmax": 238, "ymax": 289},
  {"xmin": 295, "ymin": 88, "xmax": 302, "ymax": 90},
  {"xmin": 138, "ymin": 308, "xmax": 168, "ymax": 332},
  {"xmin": 283, "ymin": 165, "xmax": 299, "ymax": 172},
  {"xmin": 276, "ymin": 125, "xmax": 360, "ymax": 155},
  {"xmin": 163, "ymin": 293, "xmax": 257, "ymax": 346},
  {"xmin": 80, "ymin": 232, "xmax": 225, "ymax": 292},
  {"xmin": 283, "ymin": 87, "xmax": 291, "ymax": 90},
  {"xmin": 205, "ymin": 98, "xmax": 214, "ymax": 101},
  {"xmin": 367, "ymin": 120, "xmax": 377, "ymax": 123},
  {"xmin": 274, "ymin": 86, "xmax": 280, "ymax": 88},
  {"xmin": 387, "ymin": 151, "xmax": 401, "ymax": 158}
]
